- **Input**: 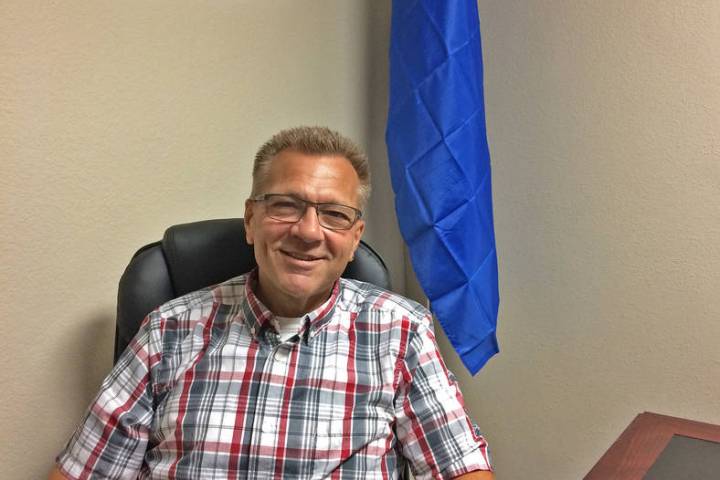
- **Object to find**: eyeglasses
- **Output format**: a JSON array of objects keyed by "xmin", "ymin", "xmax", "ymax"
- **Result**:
[{"xmin": 250, "ymin": 193, "xmax": 362, "ymax": 231}]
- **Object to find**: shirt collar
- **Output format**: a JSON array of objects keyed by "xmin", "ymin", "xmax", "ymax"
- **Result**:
[{"xmin": 242, "ymin": 269, "xmax": 340, "ymax": 345}]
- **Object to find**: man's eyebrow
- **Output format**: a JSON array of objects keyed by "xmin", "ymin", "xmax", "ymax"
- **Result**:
[{"xmin": 274, "ymin": 192, "xmax": 349, "ymax": 206}]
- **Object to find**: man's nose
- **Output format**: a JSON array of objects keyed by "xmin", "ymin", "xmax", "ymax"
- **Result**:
[{"xmin": 292, "ymin": 205, "xmax": 324, "ymax": 242}]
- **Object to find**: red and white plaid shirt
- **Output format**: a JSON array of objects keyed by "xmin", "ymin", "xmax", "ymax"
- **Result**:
[{"xmin": 57, "ymin": 272, "xmax": 492, "ymax": 479}]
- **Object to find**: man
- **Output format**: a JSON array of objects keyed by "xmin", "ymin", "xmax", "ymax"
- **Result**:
[{"xmin": 50, "ymin": 127, "xmax": 494, "ymax": 479}]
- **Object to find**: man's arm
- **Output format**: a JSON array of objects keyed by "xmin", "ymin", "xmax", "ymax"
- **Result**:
[
  {"xmin": 53, "ymin": 315, "xmax": 159, "ymax": 478},
  {"xmin": 394, "ymin": 313, "xmax": 494, "ymax": 476},
  {"xmin": 455, "ymin": 471, "xmax": 495, "ymax": 479},
  {"xmin": 48, "ymin": 466, "xmax": 69, "ymax": 480}
]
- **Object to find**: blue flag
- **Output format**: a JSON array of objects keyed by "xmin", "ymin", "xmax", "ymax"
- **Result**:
[{"xmin": 385, "ymin": 0, "xmax": 499, "ymax": 374}]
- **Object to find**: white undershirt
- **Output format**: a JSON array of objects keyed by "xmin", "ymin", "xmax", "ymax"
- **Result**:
[
  {"xmin": 269, "ymin": 294, "xmax": 335, "ymax": 342},
  {"xmin": 270, "ymin": 316, "xmax": 306, "ymax": 342}
]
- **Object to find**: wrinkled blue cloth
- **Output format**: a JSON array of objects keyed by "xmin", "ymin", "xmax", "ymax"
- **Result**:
[{"xmin": 386, "ymin": 0, "xmax": 499, "ymax": 374}]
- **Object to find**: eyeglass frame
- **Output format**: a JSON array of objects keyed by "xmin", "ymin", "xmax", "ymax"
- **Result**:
[{"xmin": 249, "ymin": 193, "xmax": 363, "ymax": 231}]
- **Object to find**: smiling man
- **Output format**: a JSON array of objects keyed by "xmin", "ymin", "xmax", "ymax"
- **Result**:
[
  {"xmin": 244, "ymin": 146, "xmax": 365, "ymax": 318},
  {"xmin": 50, "ymin": 127, "xmax": 493, "ymax": 479}
]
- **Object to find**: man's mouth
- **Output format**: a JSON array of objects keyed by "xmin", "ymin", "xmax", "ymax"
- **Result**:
[{"xmin": 281, "ymin": 250, "xmax": 323, "ymax": 262}]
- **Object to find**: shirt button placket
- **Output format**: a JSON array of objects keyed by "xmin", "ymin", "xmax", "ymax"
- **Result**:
[
  {"xmin": 250, "ymin": 340, "xmax": 294, "ymax": 478},
  {"xmin": 248, "ymin": 342, "xmax": 275, "ymax": 478}
]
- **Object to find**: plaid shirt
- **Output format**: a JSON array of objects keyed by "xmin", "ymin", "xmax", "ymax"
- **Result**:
[{"xmin": 58, "ymin": 273, "xmax": 492, "ymax": 479}]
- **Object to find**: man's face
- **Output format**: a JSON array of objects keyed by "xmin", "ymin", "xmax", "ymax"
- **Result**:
[{"xmin": 244, "ymin": 149, "xmax": 365, "ymax": 316}]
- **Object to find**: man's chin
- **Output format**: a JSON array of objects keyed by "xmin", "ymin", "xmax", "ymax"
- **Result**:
[
  {"xmin": 278, "ymin": 277, "xmax": 333, "ymax": 306},
  {"xmin": 280, "ymin": 276, "xmax": 323, "ymax": 296}
]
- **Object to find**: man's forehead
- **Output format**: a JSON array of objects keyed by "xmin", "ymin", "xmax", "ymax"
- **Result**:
[
  {"xmin": 268, "ymin": 150, "xmax": 357, "ymax": 182},
  {"xmin": 270, "ymin": 149, "xmax": 352, "ymax": 168}
]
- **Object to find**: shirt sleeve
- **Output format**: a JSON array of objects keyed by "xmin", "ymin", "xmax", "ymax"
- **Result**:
[
  {"xmin": 56, "ymin": 314, "xmax": 160, "ymax": 480},
  {"xmin": 394, "ymin": 313, "xmax": 492, "ymax": 479}
]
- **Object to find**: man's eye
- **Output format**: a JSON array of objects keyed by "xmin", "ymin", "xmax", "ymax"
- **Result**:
[
  {"xmin": 269, "ymin": 198, "xmax": 301, "ymax": 209},
  {"xmin": 322, "ymin": 209, "xmax": 352, "ymax": 222}
]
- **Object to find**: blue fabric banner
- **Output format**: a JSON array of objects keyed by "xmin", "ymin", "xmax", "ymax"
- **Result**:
[{"xmin": 385, "ymin": 0, "xmax": 499, "ymax": 374}]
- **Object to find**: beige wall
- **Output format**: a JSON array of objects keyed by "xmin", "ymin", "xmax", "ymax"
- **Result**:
[
  {"xmin": 434, "ymin": 1, "xmax": 720, "ymax": 478},
  {"xmin": 0, "ymin": 1, "xmax": 400, "ymax": 478},
  {"xmin": 4, "ymin": 1, "xmax": 720, "ymax": 479}
]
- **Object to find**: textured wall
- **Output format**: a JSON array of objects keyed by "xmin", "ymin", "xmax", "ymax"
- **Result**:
[
  {"xmin": 0, "ymin": 1, "xmax": 400, "ymax": 478},
  {"xmin": 5, "ymin": 1, "xmax": 718, "ymax": 479},
  {"xmin": 434, "ymin": 1, "xmax": 720, "ymax": 478}
]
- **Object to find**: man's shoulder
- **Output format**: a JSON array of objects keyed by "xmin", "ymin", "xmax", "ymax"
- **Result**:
[
  {"xmin": 152, "ymin": 274, "xmax": 249, "ymax": 321},
  {"xmin": 338, "ymin": 278, "xmax": 429, "ymax": 321}
]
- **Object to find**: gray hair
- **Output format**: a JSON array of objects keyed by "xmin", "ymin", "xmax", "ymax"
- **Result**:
[{"xmin": 251, "ymin": 126, "xmax": 371, "ymax": 210}]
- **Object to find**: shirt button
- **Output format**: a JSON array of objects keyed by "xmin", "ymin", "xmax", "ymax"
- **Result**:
[
  {"xmin": 274, "ymin": 348, "xmax": 289, "ymax": 362},
  {"xmin": 249, "ymin": 326, "xmax": 256, "ymax": 336},
  {"xmin": 262, "ymin": 421, "xmax": 276, "ymax": 433}
]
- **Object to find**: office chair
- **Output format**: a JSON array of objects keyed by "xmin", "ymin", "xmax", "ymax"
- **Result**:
[{"xmin": 114, "ymin": 218, "xmax": 391, "ymax": 363}]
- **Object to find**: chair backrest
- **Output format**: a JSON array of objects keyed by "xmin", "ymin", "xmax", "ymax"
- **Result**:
[{"xmin": 115, "ymin": 218, "xmax": 391, "ymax": 362}]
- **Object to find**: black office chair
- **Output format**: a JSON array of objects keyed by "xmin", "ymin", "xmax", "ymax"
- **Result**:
[{"xmin": 114, "ymin": 218, "xmax": 391, "ymax": 363}]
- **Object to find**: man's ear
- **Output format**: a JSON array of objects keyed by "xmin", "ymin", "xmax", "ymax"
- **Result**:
[
  {"xmin": 349, "ymin": 219, "xmax": 365, "ymax": 260},
  {"xmin": 244, "ymin": 199, "xmax": 255, "ymax": 245}
]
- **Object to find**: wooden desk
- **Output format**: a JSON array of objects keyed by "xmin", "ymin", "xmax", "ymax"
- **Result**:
[{"xmin": 584, "ymin": 412, "xmax": 720, "ymax": 479}]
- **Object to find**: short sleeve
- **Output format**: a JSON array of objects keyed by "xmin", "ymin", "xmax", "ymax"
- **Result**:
[
  {"xmin": 394, "ymin": 314, "xmax": 492, "ymax": 479},
  {"xmin": 56, "ymin": 314, "xmax": 160, "ymax": 480}
]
